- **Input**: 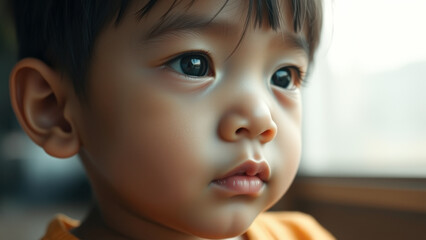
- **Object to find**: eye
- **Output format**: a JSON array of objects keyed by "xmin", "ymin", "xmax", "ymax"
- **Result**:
[
  {"xmin": 270, "ymin": 67, "xmax": 300, "ymax": 90},
  {"xmin": 167, "ymin": 53, "xmax": 211, "ymax": 77}
]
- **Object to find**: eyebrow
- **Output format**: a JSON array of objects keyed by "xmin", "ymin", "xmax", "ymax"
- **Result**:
[
  {"xmin": 280, "ymin": 33, "xmax": 310, "ymax": 57},
  {"xmin": 142, "ymin": 13, "xmax": 310, "ymax": 57},
  {"xmin": 144, "ymin": 14, "xmax": 233, "ymax": 40}
]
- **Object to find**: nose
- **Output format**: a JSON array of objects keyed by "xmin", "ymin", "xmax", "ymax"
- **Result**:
[{"xmin": 218, "ymin": 94, "xmax": 277, "ymax": 144}]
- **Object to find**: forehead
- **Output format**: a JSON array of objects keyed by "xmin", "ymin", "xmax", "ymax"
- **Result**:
[
  {"xmin": 120, "ymin": 0, "xmax": 309, "ymax": 55},
  {"xmin": 132, "ymin": 0, "xmax": 293, "ymax": 28}
]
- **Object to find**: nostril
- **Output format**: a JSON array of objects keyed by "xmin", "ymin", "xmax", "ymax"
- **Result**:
[
  {"xmin": 260, "ymin": 129, "xmax": 276, "ymax": 143},
  {"xmin": 235, "ymin": 127, "xmax": 250, "ymax": 136},
  {"xmin": 263, "ymin": 129, "xmax": 273, "ymax": 137}
]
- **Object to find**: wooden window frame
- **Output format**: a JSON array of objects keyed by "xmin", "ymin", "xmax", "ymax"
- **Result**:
[{"xmin": 271, "ymin": 176, "xmax": 426, "ymax": 240}]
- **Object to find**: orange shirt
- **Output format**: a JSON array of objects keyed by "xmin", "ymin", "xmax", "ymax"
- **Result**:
[
  {"xmin": 42, "ymin": 212, "xmax": 335, "ymax": 240},
  {"xmin": 41, "ymin": 214, "xmax": 79, "ymax": 240},
  {"xmin": 245, "ymin": 212, "xmax": 335, "ymax": 239}
]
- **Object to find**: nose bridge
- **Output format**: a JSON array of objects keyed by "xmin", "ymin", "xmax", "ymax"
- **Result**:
[
  {"xmin": 239, "ymin": 88, "xmax": 272, "ymax": 124},
  {"xmin": 218, "ymin": 81, "xmax": 277, "ymax": 143}
]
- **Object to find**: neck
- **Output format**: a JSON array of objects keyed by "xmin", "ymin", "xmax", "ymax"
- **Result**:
[
  {"xmin": 71, "ymin": 205, "xmax": 246, "ymax": 240},
  {"xmin": 71, "ymin": 206, "xmax": 127, "ymax": 240}
]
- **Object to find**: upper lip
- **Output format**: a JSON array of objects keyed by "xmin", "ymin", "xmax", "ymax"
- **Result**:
[{"xmin": 214, "ymin": 160, "xmax": 271, "ymax": 182}]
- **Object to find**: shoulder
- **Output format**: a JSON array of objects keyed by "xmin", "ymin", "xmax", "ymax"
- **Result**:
[
  {"xmin": 245, "ymin": 211, "xmax": 335, "ymax": 240},
  {"xmin": 41, "ymin": 214, "xmax": 80, "ymax": 240}
]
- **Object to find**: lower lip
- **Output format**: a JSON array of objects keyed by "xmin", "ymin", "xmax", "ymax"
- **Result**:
[{"xmin": 211, "ymin": 175, "xmax": 264, "ymax": 196}]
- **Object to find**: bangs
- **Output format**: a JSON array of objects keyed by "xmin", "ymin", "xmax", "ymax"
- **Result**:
[
  {"xmin": 249, "ymin": 0, "xmax": 322, "ymax": 61},
  {"xmin": 125, "ymin": 0, "xmax": 323, "ymax": 61}
]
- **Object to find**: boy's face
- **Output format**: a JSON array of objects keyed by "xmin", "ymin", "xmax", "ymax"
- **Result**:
[{"xmin": 73, "ymin": 0, "xmax": 308, "ymax": 238}]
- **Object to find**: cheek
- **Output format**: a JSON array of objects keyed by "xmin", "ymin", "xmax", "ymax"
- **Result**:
[
  {"xmin": 264, "ymin": 104, "xmax": 302, "ymax": 206},
  {"xmin": 83, "ymin": 92, "xmax": 216, "ymax": 208},
  {"xmin": 121, "ymin": 116, "xmax": 209, "ymax": 196},
  {"xmin": 275, "ymin": 124, "xmax": 301, "ymax": 180}
]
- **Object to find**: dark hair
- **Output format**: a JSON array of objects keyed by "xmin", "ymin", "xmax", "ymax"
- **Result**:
[{"xmin": 10, "ymin": 0, "xmax": 322, "ymax": 99}]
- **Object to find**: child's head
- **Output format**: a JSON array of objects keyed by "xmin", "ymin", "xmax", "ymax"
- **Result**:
[{"xmin": 9, "ymin": 0, "xmax": 322, "ymax": 239}]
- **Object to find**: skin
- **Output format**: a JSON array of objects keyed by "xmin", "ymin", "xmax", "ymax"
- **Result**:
[{"xmin": 10, "ymin": 0, "xmax": 310, "ymax": 239}]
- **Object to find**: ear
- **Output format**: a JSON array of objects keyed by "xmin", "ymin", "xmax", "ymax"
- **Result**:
[{"xmin": 9, "ymin": 58, "xmax": 80, "ymax": 158}]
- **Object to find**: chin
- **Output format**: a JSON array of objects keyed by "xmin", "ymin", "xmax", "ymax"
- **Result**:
[
  {"xmin": 180, "ymin": 212, "xmax": 256, "ymax": 239},
  {"xmin": 191, "ymin": 229, "xmax": 246, "ymax": 240}
]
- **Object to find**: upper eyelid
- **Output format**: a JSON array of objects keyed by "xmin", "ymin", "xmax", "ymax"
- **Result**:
[
  {"xmin": 166, "ymin": 50, "xmax": 213, "ymax": 64},
  {"xmin": 164, "ymin": 51, "xmax": 215, "ymax": 77},
  {"xmin": 271, "ymin": 65, "xmax": 306, "ymax": 90},
  {"xmin": 287, "ymin": 66, "xmax": 304, "ymax": 80},
  {"xmin": 163, "ymin": 52, "xmax": 306, "ymax": 82},
  {"xmin": 282, "ymin": 65, "xmax": 306, "ymax": 80}
]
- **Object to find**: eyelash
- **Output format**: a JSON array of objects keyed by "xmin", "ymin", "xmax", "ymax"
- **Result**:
[
  {"xmin": 288, "ymin": 65, "xmax": 307, "ymax": 86},
  {"xmin": 270, "ymin": 65, "xmax": 307, "ymax": 91},
  {"xmin": 163, "ymin": 51, "xmax": 307, "ymax": 88},
  {"xmin": 165, "ymin": 50, "xmax": 215, "ymax": 78}
]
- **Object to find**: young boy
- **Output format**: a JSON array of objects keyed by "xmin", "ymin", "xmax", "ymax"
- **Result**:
[{"xmin": 9, "ymin": 0, "xmax": 334, "ymax": 239}]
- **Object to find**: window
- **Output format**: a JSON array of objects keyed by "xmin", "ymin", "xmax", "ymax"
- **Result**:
[{"xmin": 301, "ymin": 0, "xmax": 426, "ymax": 177}]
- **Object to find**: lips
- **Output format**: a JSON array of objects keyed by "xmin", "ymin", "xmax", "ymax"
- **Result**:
[{"xmin": 211, "ymin": 160, "xmax": 271, "ymax": 196}]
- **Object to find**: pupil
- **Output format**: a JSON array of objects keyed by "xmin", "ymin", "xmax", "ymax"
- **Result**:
[
  {"xmin": 180, "ymin": 55, "xmax": 208, "ymax": 76},
  {"xmin": 272, "ymin": 69, "xmax": 291, "ymax": 88}
]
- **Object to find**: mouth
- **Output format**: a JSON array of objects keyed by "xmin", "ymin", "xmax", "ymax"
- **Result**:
[{"xmin": 211, "ymin": 160, "xmax": 270, "ymax": 196}]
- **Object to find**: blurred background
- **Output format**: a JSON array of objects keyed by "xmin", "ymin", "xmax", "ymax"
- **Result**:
[
  {"xmin": 302, "ymin": 0, "xmax": 426, "ymax": 177},
  {"xmin": 1, "ymin": 0, "xmax": 425, "ymax": 239}
]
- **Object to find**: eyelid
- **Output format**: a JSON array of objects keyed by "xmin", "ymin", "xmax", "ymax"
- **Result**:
[
  {"xmin": 282, "ymin": 65, "xmax": 306, "ymax": 88},
  {"xmin": 166, "ymin": 50, "xmax": 211, "ymax": 61},
  {"xmin": 290, "ymin": 64, "xmax": 305, "ymax": 78},
  {"xmin": 164, "ymin": 50, "xmax": 215, "ymax": 77},
  {"xmin": 165, "ymin": 50, "xmax": 213, "ymax": 67}
]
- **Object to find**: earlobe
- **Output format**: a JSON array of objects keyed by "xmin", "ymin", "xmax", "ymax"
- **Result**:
[{"xmin": 9, "ymin": 58, "xmax": 80, "ymax": 158}]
